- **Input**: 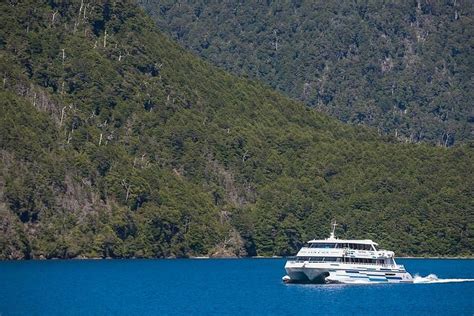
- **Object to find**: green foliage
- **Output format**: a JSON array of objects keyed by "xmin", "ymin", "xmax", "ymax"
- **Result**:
[
  {"xmin": 140, "ymin": 0, "xmax": 474, "ymax": 145},
  {"xmin": 0, "ymin": 0, "xmax": 472, "ymax": 259}
]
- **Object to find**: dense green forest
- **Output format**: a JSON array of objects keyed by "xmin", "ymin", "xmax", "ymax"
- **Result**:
[
  {"xmin": 140, "ymin": 0, "xmax": 473, "ymax": 146},
  {"xmin": 0, "ymin": 0, "xmax": 472, "ymax": 259}
]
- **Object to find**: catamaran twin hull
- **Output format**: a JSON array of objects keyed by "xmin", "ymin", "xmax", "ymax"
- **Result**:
[{"xmin": 284, "ymin": 261, "xmax": 413, "ymax": 284}]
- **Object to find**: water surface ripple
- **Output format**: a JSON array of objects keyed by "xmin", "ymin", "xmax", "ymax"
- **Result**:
[{"xmin": 0, "ymin": 259, "xmax": 473, "ymax": 315}]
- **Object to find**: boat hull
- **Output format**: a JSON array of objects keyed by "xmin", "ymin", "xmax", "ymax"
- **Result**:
[{"xmin": 284, "ymin": 261, "xmax": 413, "ymax": 284}]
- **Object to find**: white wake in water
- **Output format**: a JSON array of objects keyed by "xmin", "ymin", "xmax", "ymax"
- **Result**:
[{"xmin": 412, "ymin": 274, "xmax": 474, "ymax": 284}]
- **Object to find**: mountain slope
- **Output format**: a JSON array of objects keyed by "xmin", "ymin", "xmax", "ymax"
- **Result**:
[
  {"xmin": 140, "ymin": 0, "xmax": 473, "ymax": 145},
  {"xmin": 0, "ymin": 0, "xmax": 472, "ymax": 259}
]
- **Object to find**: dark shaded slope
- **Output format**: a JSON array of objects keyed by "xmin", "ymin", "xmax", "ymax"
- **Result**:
[
  {"xmin": 140, "ymin": 0, "xmax": 473, "ymax": 145},
  {"xmin": 0, "ymin": 1, "xmax": 472, "ymax": 259}
]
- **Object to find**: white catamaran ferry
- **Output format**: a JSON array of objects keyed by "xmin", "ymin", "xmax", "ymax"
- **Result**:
[{"xmin": 283, "ymin": 222, "xmax": 413, "ymax": 284}]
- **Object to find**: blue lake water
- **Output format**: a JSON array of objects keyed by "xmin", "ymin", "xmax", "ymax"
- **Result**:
[{"xmin": 0, "ymin": 258, "xmax": 473, "ymax": 315}]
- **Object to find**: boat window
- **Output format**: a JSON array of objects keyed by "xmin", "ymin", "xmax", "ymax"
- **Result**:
[
  {"xmin": 311, "ymin": 243, "xmax": 336, "ymax": 248},
  {"xmin": 344, "ymin": 243, "xmax": 373, "ymax": 250},
  {"xmin": 344, "ymin": 257, "xmax": 377, "ymax": 264},
  {"xmin": 296, "ymin": 257, "xmax": 310, "ymax": 261},
  {"xmin": 356, "ymin": 244, "xmax": 371, "ymax": 251},
  {"xmin": 306, "ymin": 257, "xmax": 341, "ymax": 262},
  {"xmin": 323, "ymin": 257, "xmax": 338, "ymax": 262},
  {"xmin": 309, "ymin": 257, "xmax": 322, "ymax": 262}
]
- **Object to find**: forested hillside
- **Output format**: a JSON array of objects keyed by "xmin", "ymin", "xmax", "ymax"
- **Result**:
[
  {"xmin": 140, "ymin": 0, "xmax": 473, "ymax": 145},
  {"xmin": 0, "ymin": 1, "xmax": 472, "ymax": 259}
]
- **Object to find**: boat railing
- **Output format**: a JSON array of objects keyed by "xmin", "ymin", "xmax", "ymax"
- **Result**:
[{"xmin": 288, "ymin": 258, "xmax": 403, "ymax": 268}]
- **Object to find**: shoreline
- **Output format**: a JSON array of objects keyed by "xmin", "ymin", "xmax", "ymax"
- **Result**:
[
  {"xmin": 1, "ymin": 255, "xmax": 473, "ymax": 261},
  {"xmin": 397, "ymin": 256, "xmax": 474, "ymax": 259}
]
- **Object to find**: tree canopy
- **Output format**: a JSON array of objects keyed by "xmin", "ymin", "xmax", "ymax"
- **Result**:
[
  {"xmin": 0, "ymin": 0, "xmax": 472, "ymax": 259},
  {"xmin": 140, "ymin": 0, "xmax": 473, "ymax": 145}
]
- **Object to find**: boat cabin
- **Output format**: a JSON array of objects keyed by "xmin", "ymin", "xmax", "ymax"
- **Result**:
[{"xmin": 304, "ymin": 241, "xmax": 377, "ymax": 251}]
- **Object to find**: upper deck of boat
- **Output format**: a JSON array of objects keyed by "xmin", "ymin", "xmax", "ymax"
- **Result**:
[{"xmin": 307, "ymin": 239, "xmax": 378, "ymax": 246}]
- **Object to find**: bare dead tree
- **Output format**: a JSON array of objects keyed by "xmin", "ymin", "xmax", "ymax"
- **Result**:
[
  {"xmin": 103, "ymin": 30, "xmax": 107, "ymax": 48},
  {"xmin": 73, "ymin": 0, "xmax": 84, "ymax": 33},
  {"xmin": 32, "ymin": 91, "xmax": 37, "ymax": 107},
  {"xmin": 67, "ymin": 129, "xmax": 73, "ymax": 144},
  {"xmin": 273, "ymin": 29, "xmax": 278, "ymax": 51},
  {"xmin": 79, "ymin": 0, "xmax": 84, "ymax": 16},
  {"xmin": 83, "ymin": 3, "xmax": 88, "ymax": 20},
  {"xmin": 444, "ymin": 132, "xmax": 450, "ymax": 147},
  {"xmin": 121, "ymin": 179, "xmax": 131, "ymax": 201},
  {"xmin": 60, "ymin": 106, "xmax": 66, "ymax": 126},
  {"xmin": 51, "ymin": 10, "xmax": 58, "ymax": 26}
]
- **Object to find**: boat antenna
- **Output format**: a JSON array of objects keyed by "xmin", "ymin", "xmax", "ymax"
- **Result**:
[{"xmin": 329, "ymin": 220, "xmax": 337, "ymax": 239}]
